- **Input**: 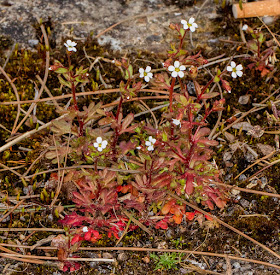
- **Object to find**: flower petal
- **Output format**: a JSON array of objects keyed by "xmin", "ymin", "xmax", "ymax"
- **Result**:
[
  {"xmin": 148, "ymin": 145, "xmax": 154, "ymax": 151},
  {"xmin": 236, "ymin": 64, "xmax": 243, "ymax": 71},
  {"xmin": 144, "ymin": 76, "xmax": 150, "ymax": 82},
  {"xmin": 181, "ymin": 20, "xmax": 187, "ymax": 25},
  {"xmin": 230, "ymin": 61, "xmax": 236, "ymax": 68},
  {"xmin": 139, "ymin": 68, "xmax": 144, "ymax": 74},
  {"xmin": 168, "ymin": 65, "xmax": 175, "ymax": 72},
  {"xmin": 171, "ymin": 71, "xmax": 178, "ymax": 78},
  {"xmin": 96, "ymin": 137, "xmax": 102, "ymax": 143},
  {"xmin": 102, "ymin": 140, "xmax": 108, "ymax": 147},
  {"xmin": 145, "ymin": 141, "xmax": 151, "ymax": 146},
  {"xmin": 93, "ymin": 143, "xmax": 98, "ymax": 147},
  {"xmin": 97, "ymin": 147, "xmax": 102, "ymax": 152},
  {"xmin": 236, "ymin": 70, "xmax": 243, "ymax": 77},
  {"xmin": 147, "ymin": 72, "xmax": 153, "ymax": 78},
  {"xmin": 179, "ymin": 65, "xmax": 186, "ymax": 71},
  {"xmin": 174, "ymin": 61, "xmax": 180, "ymax": 68},
  {"xmin": 178, "ymin": 71, "xmax": 184, "ymax": 78},
  {"xmin": 231, "ymin": 72, "xmax": 237, "ymax": 78},
  {"xmin": 145, "ymin": 66, "xmax": 151, "ymax": 72},
  {"xmin": 183, "ymin": 24, "xmax": 189, "ymax": 30},
  {"xmin": 227, "ymin": 66, "xmax": 233, "ymax": 72},
  {"xmin": 189, "ymin": 17, "xmax": 195, "ymax": 24}
]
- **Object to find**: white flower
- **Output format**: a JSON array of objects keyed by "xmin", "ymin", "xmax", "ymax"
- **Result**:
[
  {"xmin": 94, "ymin": 137, "xmax": 108, "ymax": 152},
  {"xmin": 145, "ymin": 136, "xmax": 156, "ymax": 151},
  {"xmin": 172, "ymin": 119, "xmax": 181, "ymax": 128},
  {"xmin": 168, "ymin": 61, "xmax": 186, "ymax": 78},
  {"xmin": 64, "ymin": 40, "xmax": 77, "ymax": 52},
  {"xmin": 227, "ymin": 61, "xmax": 243, "ymax": 78},
  {"xmin": 139, "ymin": 66, "xmax": 153, "ymax": 82},
  {"xmin": 242, "ymin": 24, "xmax": 248, "ymax": 31},
  {"xmin": 82, "ymin": 226, "xmax": 88, "ymax": 233},
  {"xmin": 181, "ymin": 17, "xmax": 198, "ymax": 32}
]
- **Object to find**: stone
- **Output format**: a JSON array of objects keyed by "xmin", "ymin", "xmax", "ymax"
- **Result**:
[{"xmin": 0, "ymin": 0, "xmax": 221, "ymax": 54}]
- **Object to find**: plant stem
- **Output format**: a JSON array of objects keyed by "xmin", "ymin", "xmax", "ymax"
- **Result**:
[
  {"xmin": 67, "ymin": 53, "xmax": 84, "ymax": 136},
  {"xmin": 169, "ymin": 77, "xmax": 176, "ymax": 112}
]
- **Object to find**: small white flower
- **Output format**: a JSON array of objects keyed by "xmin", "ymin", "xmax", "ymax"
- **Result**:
[
  {"xmin": 168, "ymin": 61, "xmax": 186, "ymax": 78},
  {"xmin": 64, "ymin": 40, "xmax": 77, "ymax": 52},
  {"xmin": 181, "ymin": 17, "xmax": 198, "ymax": 32},
  {"xmin": 172, "ymin": 119, "xmax": 181, "ymax": 128},
  {"xmin": 139, "ymin": 66, "xmax": 153, "ymax": 82},
  {"xmin": 242, "ymin": 24, "xmax": 248, "ymax": 31},
  {"xmin": 227, "ymin": 61, "xmax": 243, "ymax": 78},
  {"xmin": 82, "ymin": 226, "xmax": 88, "ymax": 233},
  {"xmin": 94, "ymin": 137, "xmax": 108, "ymax": 152},
  {"xmin": 136, "ymin": 146, "xmax": 141, "ymax": 150},
  {"xmin": 145, "ymin": 136, "xmax": 156, "ymax": 151}
]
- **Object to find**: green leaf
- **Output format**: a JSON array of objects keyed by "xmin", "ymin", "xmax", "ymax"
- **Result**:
[
  {"xmin": 58, "ymin": 76, "xmax": 71, "ymax": 88},
  {"xmin": 162, "ymin": 132, "xmax": 168, "ymax": 142},
  {"xmin": 55, "ymin": 67, "xmax": 68, "ymax": 74},
  {"xmin": 213, "ymin": 75, "xmax": 220, "ymax": 83}
]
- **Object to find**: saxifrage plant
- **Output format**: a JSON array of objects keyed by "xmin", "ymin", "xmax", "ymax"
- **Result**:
[{"xmin": 45, "ymin": 17, "xmax": 242, "ymax": 272}]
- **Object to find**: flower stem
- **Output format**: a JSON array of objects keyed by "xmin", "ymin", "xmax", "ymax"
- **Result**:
[{"xmin": 169, "ymin": 77, "xmax": 176, "ymax": 112}]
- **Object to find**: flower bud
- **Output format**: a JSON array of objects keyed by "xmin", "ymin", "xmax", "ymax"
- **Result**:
[{"xmin": 189, "ymin": 65, "xmax": 198, "ymax": 79}]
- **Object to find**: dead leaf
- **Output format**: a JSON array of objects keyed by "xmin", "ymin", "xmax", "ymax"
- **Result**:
[
  {"xmin": 238, "ymin": 95, "xmax": 250, "ymax": 105},
  {"xmin": 232, "ymin": 122, "xmax": 253, "ymax": 132},
  {"xmin": 256, "ymin": 143, "xmax": 275, "ymax": 156},
  {"xmin": 224, "ymin": 131, "xmax": 236, "ymax": 143}
]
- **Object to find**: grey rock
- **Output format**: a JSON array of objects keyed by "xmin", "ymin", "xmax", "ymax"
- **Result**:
[
  {"xmin": 0, "ymin": 0, "xmax": 221, "ymax": 53},
  {"xmin": 240, "ymin": 198, "xmax": 250, "ymax": 208}
]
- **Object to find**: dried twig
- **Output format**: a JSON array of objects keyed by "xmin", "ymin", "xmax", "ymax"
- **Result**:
[{"xmin": 1, "ymin": 244, "xmax": 279, "ymax": 270}]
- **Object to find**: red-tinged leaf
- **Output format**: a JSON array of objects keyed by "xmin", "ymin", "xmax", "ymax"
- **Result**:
[
  {"xmin": 71, "ymin": 234, "xmax": 82, "ymax": 245},
  {"xmin": 119, "ymin": 123, "xmax": 138, "ymax": 134},
  {"xmin": 155, "ymin": 220, "xmax": 168, "ymax": 230},
  {"xmin": 200, "ymin": 92, "xmax": 219, "ymax": 99},
  {"xmin": 98, "ymin": 116, "xmax": 115, "ymax": 126},
  {"xmin": 208, "ymin": 193, "xmax": 226, "ymax": 209},
  {"xmin": 173, "ymin": 214, "xmax": 183, "ymax": 224},
  {"xmin": 194, "ymin": 81, "xmax": 202, "ymax": 96},
  {"xmin": 152, "ymin": 173, "xmax": 172, "ymax": 188},
  {"xmin": 121, "ymin": 113, "xmax": 134, "ymax": 131},
  {"xmin": 185, "ymin": 212, "xmax": 195, "ymax": 221},
  {"xmin": 185, "ymin": 175, "xmax": 194, "ymax": 195},
  {"xmin": 161, "ymin": 201, "xmax": 173, "ymax": 215},
  {"xmin": 205, "ymin": 199, "xmax": 214, "ymax": 210},
  {"xmin": 260, "ymin": 68, "xmax": 270, "ymax": 77},
  {"xmin": 197, "ymin": 138, "xmax": 219, "ymax": 146},
  {"xmin": 59, "ymin": 212, "xmax": 88, "ymax": 227},
  {"xmin": 84, "ymin": 232, "xmax": 92, "ymax": 241},
  {"xmin": 193, "ymin": 127, "xmax": 210, "ymax": 141}
]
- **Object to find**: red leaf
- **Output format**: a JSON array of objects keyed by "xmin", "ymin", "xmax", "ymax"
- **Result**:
[
  {"xmin": 155, "ymin": 220, "xmax": 168, "ymax": 230},
  {"xmin": 185, "ymin": 212, "xmax": 196, "ymax": 221}
]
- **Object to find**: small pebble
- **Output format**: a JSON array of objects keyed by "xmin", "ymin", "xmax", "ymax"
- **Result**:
[
  {"xmin": 117, "ymin": 252, "xmax": 128, "ymax": 262},
  {"xmin": 233, "ymin": 262, "xmax": 241, "ymax": 269}
]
